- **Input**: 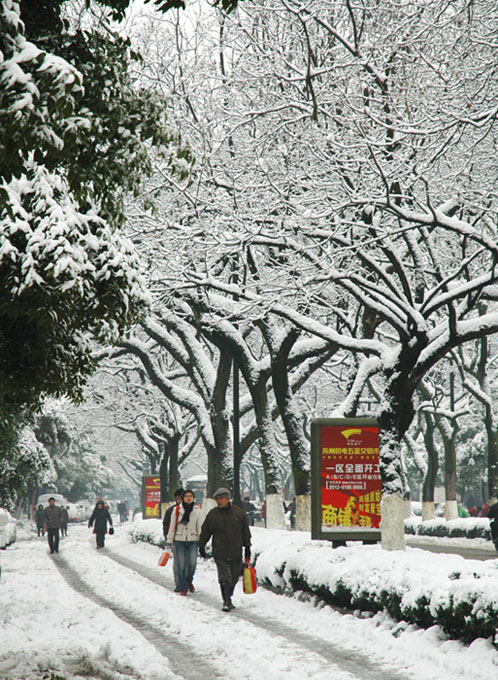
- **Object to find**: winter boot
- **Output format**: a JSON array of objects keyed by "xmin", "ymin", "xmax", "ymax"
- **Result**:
[
  {"xmin": 228, "ymin": 583, "xmax": 236, "ymax": 609},
  {"xmin": 220, "ymin": 583, "xmax": 233, "ymax": 612}
]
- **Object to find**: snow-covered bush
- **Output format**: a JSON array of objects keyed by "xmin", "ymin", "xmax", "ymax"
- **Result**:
[
  {"xmin": 405, "ymin": 517, "xmax": 492, "ymax": 541},
  {"xmin": 128, "ymin": 518, "xmax": 166, "ymax": 549}
]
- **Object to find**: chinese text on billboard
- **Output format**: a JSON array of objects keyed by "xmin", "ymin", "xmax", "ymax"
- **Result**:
[
  {"xmin": 320, "ymin": 425, "xmax": 381, "ymax": 532},
  {"xmin": 144, "ymin": 476, "xmax": 160, "ymax": 518}
]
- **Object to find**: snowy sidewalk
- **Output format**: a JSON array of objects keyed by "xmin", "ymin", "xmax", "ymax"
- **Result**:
[{"xmin": 1, "ymin": 523, "xmax": 497, "ymax": 680}]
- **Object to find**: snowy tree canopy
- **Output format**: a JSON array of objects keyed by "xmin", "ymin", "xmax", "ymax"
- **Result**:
[
  {"xmin": 0, "ymin": 0, "xmax": 192, "ymax": 435},
  {"xmin": 120, "ymin": 0, "xmax": 498, "ymax": 521}
]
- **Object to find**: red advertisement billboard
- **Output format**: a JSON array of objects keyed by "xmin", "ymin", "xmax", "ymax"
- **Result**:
[
  {"xmin": 143, "ymin": 476, "xmax": 161, "ymax": 519},
  {"xmin": 312, "ymin": 419, "xmax": 381, "ymax": 540}
]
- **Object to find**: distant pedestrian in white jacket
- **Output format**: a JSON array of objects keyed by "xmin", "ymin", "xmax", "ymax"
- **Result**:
[{"xmin": 166, "ymin": 489, "xmax": 203, "ymax": 595}]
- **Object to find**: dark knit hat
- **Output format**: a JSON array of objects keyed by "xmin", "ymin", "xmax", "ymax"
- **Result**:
[{"xmin": 213, "ymin": 487, "xmax": 231, "ymax": 499}]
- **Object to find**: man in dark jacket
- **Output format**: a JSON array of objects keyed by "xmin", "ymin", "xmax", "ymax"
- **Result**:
[
  {"xmin": 88, "ymin": 500, "xmax": 113, "ymax": 549},
  {"xmin": 162, "ymin": 488, "xmax": 184, "ymax": 591},
  {"xmin": 199, "ymin": 487, "xmax": 251, "ymax": 612},
  {"xmin": 43, "ymin": 497, "xmax": 62, "ymax": 554}
]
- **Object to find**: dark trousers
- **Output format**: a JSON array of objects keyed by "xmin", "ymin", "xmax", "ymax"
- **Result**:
[
  {"xmin": 47, "ymin": 528, "xmax": 59, "ymax": 553},
  {"xmin": 61, "ymin": 524, "xmax": 67, "ymax": 537},
  {"xmin": 37, "ymin": 526, "xmax": 44, "ymax": 537},
  {"xmin": 96, "ymin": 531, "xmax": 106, "ymax": 548},
  {"xmin": 215, "ymin": 557, "xmax": 242, "ymax": 589}
]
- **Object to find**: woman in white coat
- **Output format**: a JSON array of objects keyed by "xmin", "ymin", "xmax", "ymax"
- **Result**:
[{"xmin": 167, "ymin": 489, "xmax": 204, "ymax": 595}]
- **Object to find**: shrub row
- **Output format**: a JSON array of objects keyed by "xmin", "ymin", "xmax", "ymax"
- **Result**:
[
  {"xmin": 275, "ymin": 562, "xmax": 498, "ymax": 647},
  {"xmin": 404, "ymin": 516, "xmax": 492, "ymax": 540}
]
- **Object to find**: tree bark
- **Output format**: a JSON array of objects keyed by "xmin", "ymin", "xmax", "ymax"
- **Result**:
[{"xmin": 421, "ymin": 412, "xmax": 438, "ymax": 520}]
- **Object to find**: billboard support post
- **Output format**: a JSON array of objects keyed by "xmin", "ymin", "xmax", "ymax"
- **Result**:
[{"xmin": 311, "ymin": 418, "xmax": 381, "ymax": 543}]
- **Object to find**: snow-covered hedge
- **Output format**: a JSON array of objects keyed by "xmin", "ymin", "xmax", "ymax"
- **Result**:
[
  {"xmin": 405, "ymin": 517, "xmax": 492, "ymax": 541},
  {"xmin": 128, "ymin": 519, "xmax": 166, "ymax": 549},
  {"xmin": 128, "ymin": 519, "xmax": 498, "ymax": 648}
]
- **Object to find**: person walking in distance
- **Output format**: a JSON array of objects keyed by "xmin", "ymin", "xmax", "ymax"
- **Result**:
[
  {"xmin": 88, "ymin": 500, "xmax": 113, "ymax": 549},
  {"xmin": 199, "ymin": 487, "xmax": 251, "ymax": 612},
  {"xmin": 241, "ymin": 496, "xmax": 257, "ymax": 526},
  {"xmin": 43, "ymin": 497, "xmax": 62, "ymax": 554},
  {"xmin": 60, "ymin": 505, "xmax": 69, "ymax": 537},
  {"xmin": 162, "ymin": 488, "xmax": 184, "ymax": 592},
  {"xmin": 34, "ymin": 504, "xmax": 45, "ymax": 537},
  {"xmin": 166, "ymin": 489, "xmax": 203, "ymax": 596}
]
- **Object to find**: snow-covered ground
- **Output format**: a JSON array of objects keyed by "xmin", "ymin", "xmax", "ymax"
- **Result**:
[{"xmin": 1, "ymin": 520, "xmax": 497, "ymax": 680}]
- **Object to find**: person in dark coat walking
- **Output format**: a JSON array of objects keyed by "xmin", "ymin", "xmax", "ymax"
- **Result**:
[
  {"xmin": 199, "ymin": 487, "xmax": 251, "ymax": 612},
  {"xmin": 487, "ymin": 499, "xmax": 498, "ymax": 552},
  {"xmin": 241, "ymin": 496, "xmax": 257, "ymax": 526},
  {"xmin": 162, "ymin": 488, "xmax": 185, "ymax": 592},
  {"xmin": 60, "ymin": 505, "xmax": 69, "ymax": 537},
  {"xmin": 88, "ymin": 500, "xmax": 113, "ymax": 549},
  {"xmin": 34, "ymin": 504, "xmax": 45, "ymax": 537},
  {"xmin": 43, "ymin": 498, "xmax": 62, "ymax": 554}
]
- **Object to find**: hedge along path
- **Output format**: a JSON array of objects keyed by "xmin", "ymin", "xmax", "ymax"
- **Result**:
[
  {"xmin": 275, "ymin": 561, "xmax": 498, "ymax": 649},
  {"xmin": 404, "ymin": 517, "xmax": 494, "ymax": 542}
]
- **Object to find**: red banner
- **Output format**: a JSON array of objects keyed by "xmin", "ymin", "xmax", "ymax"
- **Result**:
[
  {"xmin": 144, "ymin": 476, "xmax": 161, "ymax": 518},
  {"xmin": 320, "ymin": 424, "xmax": 381, "ymax": 532}
]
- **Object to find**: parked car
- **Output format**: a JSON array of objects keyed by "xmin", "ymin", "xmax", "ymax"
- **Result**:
[
  {"xmin": 64, "ymin": 503, "xmax": 80, "ymax": 522},
  {"xmin": 0, "ymin": 508, "xmax": 17, "ymax": 549},
  {"xmin": 35, "ymin": 493, "xmax": 67, "ymax": 509}
]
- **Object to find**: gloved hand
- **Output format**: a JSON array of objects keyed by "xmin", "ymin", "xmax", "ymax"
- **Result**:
[
  {"xmin": 199, "ymin": 545, "xmax": 207, "ymax": 558},
  {"xmin": 244, "ymin": 547, "xmax": 251, "ymax": 561}
]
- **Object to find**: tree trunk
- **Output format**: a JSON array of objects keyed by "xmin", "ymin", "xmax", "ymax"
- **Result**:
[
  {"xmin": 421, "ymin": 412, "xmax": 438, "ymax": 520},
  {"xmin": 484, "ymin": 408, "xmax": 498, "ymax": 500},
  {"xmin": 159, "ymin": 446, "xmax": 169, "ymax": 504},
  {"xmin": 442, "ymin": 434, "xmax": 458, "ymax": 520},
  {"xmin": 252, "ymin": 380, "xmax": 285, "ymax": 529},
  {"xmin": 378, "ymin": 377, "xmax": 416, "ymax": 550},
  {"xmin": 205, "ymin": 352, "xmax": 233, "ymax": 497},
  {"xmin": 295, "ymin": 494, "xmax": 311, "ymax": 531},
  {"xmin": 269, "ymin": 328, "xmax": 311, "ymax": 530},
  {"xmin": 168, "ymin": 435, "xmax": 180, "ymax": 498},
  {"xmin": 266, "ymin": 492, "xmax": 286, "ymax": 529}
]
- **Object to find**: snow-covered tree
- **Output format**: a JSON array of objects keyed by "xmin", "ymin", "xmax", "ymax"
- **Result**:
[
  {"xmin": 0, "ymin": 0, "xmax": 195, "ymax": 508},
  {"xmin": 0, "ymin": 425, "xmax": 55, "ymax": 511},
  {"xmin": 125, "ymin": 0, "xmax": 498, "ymax": 548},
  {"xmin": 0, "ymin": 0, "xmax": 191, "ymax": 445}
]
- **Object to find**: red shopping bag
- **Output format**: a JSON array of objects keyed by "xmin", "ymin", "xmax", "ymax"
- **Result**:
[
  {"xmin": 243, "ymin": 558, "xmax": 257, "ymax": 594},
  {"xmin": 157, "ymin": 550, "xmax": 171, "ymax": 567}
]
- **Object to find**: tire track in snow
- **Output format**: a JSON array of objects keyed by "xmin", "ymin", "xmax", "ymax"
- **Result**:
[
  {"xmin": 52, "ymin": 554, "xmax": 221, "ymax": 680},
  {"xmin": 106, "ymin": 550, "xmax": 411, "ymax": 680}
]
